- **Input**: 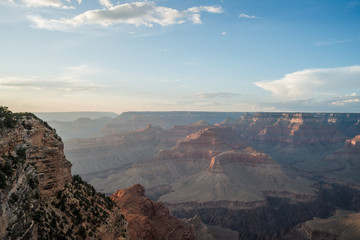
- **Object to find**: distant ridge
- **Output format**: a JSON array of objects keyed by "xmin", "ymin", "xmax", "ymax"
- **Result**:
[{"xmin": 34, "ymin": 111, "xmax": 119, "ymax": 122}]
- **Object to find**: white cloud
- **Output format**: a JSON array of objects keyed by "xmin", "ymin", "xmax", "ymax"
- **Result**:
[
  {"xmin": 99, "ymin": 0, "xmax": 112, "ymax": 8},
  {"xmin": 9, "ymin": 0, "xmax": 73, "ymax": 9},
  {"xmin": 238, "ymin": 13, "xmax": 258, "ymax": 19},
  {"xmin": 221, "ymin": 31, "xmax": 227, "ymax": 35},
  {"xmin": 190, "ymin": 14, "xmax": 201, "ymax": 24},
  {"xmin": 255, "ymin": 65, "xmax": 360, "ymax": 100},
  {"xmin": 187, "ymin": 6, "xmax": 223, "ymax": 13},
  {"xmin": 29, "ymin": 1, "xmax": 223, "ymax": 30}
]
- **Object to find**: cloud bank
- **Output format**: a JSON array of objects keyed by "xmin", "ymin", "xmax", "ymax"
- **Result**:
[
  {"xmin": 255, "ymin": 65, "xmax": 360, "ymax": 100},
  {"xmin": 29, "ymin": 1, "xmax": 223, "ymax": 30}
]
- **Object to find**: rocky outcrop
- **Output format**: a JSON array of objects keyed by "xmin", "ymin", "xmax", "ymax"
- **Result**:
[
  {"xmin": 214, "ymin": 117, "xmax": 237, "ymax": 127},
  {"xmin": 293, "ymin": 210, "xmax": 360, "ymax": 240},
  {"xmin": 0, "ymin": 114, "xmax": 71, "ymax": 196},
  {"xmin": 345, "ymin": 134, "xmax": 360, "ymax": 150},
  {"xmin": 161, "ymin": 120, "xmax": 213, "ymax": 148},
  {"xmin": 0, "ymin": 110, "xmax": 127, "ymax": 239},
  {"xmin": 233, "ymin": 112, "xmax": 348, "ymax": 144},
  {"xmin": 323, "ymin": 135, "xmax": 360, "ymax": 166},
  {"xmin": 111, "ymin": 184, "xmax": 195, "ymax": 240},
  {"xmin": 183, "ymin": 215, "xmax": 239, "ymax": 240},
  {"xmin": 158, "ymin": 147, "xmax": 314, "ymax": 204},
  {"xmin": 157, "ymin": 127, "xmax": 249, "ymax": 162}
]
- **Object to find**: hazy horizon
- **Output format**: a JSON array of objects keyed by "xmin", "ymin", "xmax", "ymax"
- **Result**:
[{"xmin": 1, "ymin": 0, "xmax": 359, "ymax": 113}]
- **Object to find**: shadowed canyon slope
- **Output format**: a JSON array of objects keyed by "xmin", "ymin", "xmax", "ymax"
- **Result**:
[
  {"xmin": 293, "ymin": 210, "xmax": 360, "ymax": 240},
  {"xmin": 90, "ymin": 126, "xmax": 315, "ymax": 204}
]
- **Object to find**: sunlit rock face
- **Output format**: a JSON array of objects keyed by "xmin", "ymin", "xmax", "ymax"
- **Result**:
[
  {"xmin": 233, "ymin": 113, "xmax": 350, "ymax": 144},
  {"xmin": 0, "ymin": 115, "xmax": 72, "ymax": 197},
  {"xmin": 111, "ymin": 184, "xmax": 195, "ymax": 240},
  {"xmin": 0, "ymin": 113, "xmax": 127, "ymax": 240}
]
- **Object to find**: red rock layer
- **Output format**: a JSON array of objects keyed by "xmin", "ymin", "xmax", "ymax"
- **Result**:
[
  {"xmin": 157, "ymin": 127, "xmax": 249, "ymax": 161},
  {"xmin": 233, "ymin": 113, "xmax": 347, "ymax": 144},
  {"xmin": 111, "ymin": 184, "xmax": 195, "ymax": 240}
]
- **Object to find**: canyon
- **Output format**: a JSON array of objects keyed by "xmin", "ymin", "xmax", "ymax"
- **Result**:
[
  {"xmin": 63, "ymin": 111, "xmax": 360, "ymax": 239},
  {"xmin": 0, "ymin": 108, "xmax": 212, "ymax": 240},
  {"xmin": 2, "ymin": 109, "xmax": 360, "ymax": 239}
]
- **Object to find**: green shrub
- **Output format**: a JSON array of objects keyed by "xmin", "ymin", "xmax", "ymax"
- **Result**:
[
  {"xmin": 77, "ymin": 226, "xmax": 87, "ymax": 240},
  {"xmin": 9, "ymin": 193, "xmax": 19, "ymax": 204},
  {"xmin": 0, "ymin": 106, "xmax": 16, "ymax": 128},
  {"xmin": 2, "ymin": 162, "xmax": 13, "ymax": 176},
  {"xmin": 0, "ymin": 172, "xmax": 6, "ymax": 188},
  {"xmin": 28, "ymin": 176, "xmax": 38, "ymax": 189},
  {"xmin": 16, "ymin": 147, "xmax": 27, "ymax": 160}
]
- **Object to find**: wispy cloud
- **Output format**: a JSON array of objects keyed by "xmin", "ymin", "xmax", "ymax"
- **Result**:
[
  {"xmin": 29, "ymin": 1, "xmax": 223, "ymax": 30},
  {"xmin": 0, "ymin": 76, "xmax": 102, "ymax": 92},
  {"xmin": 238, "ymin": 13, "xmax": 258, "ymax": 19},
  {"xmin": 9, "ymin": 0, "xmax": 74, "ymax": 9},
  {"xmin": 193, "ymin": 92, "xmax": 241, "ymax": 99},
  {"xmin": 0, "ymin": 64, "xmax": 104, "ymax": 92},
  {"xmin": 255, "ymin": 65, "xmax": 360, "ymax": 100},
  {"xmin": 315, "ymin": 39, "xmax": 351, "ymax": 46},
  {"xmin": 331, "ymin": 93, "xmax": 360, "ymax": 106}
]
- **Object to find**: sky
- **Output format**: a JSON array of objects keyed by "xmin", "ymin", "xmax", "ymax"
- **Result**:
[{"xmin": 0, "ymin": 0, "xmax": 360, "ymax": 113}]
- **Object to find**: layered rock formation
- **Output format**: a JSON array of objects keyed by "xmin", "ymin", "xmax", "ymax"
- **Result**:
[
  {"xmin": 183, "ymin": 215, "xmax": 239, "ymax": 240},
  {"xmin": 233, "ymin": 112, "xmax": 348, "ymax": 144},
  {"xmin": 52, "ymin": 111, "xmax": 360, "ymax": 238},
  {"xmin": 91, "ymin": 126, "xmax": 314, "ymax": 204},
  {"xmin": 0, "ymin": 110, "xmax": 127, "ymax": 239},
  {"xmin": 0, "ymin": 113, "xmax": 71, "ymax": 197},
  {"xmin": 111, "ymin": 184, "xmax": 195, "ymax": 240},
  {"xmin": 159, "ymin": 148, "xmax": 314, "ymax": 204},
  {"xmin": 293, "ymin": 210, "xmax": 360, "ymax": 240},
  {"xmin": 323, "ymin": 135, "xmax": 360, "ymax": 165}
]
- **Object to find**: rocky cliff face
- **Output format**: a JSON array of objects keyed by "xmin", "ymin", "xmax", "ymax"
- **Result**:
[
  {"xmin": 233, "ymin": 112, "xmax": 349, "ymax": 144},
  {"xmin": 0, "ymin": 114, "xmax": 71, "ymax": 196},
  {"xmin": 289, "ymin": 209, "xmax": 360, "ymax": 240},
  {"xmin": 0, "ymin": 109, "xmax": 127, "ymax": 239},
  {"xmin": 111, "ymin": 184, "xmax": 195, "ymax": 240}
]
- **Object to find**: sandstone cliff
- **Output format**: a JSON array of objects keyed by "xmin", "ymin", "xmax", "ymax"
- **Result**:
[
  {"xmin": 293, "ymin": 210, "xmax": 360, "ymax": 240},
  {"xmin": 111, "ymin": 184, "xmax": 195, "ymax": 240},
  {"xmin": 0, "ymin": 108, "xmax": 127, "ymax": 239}
]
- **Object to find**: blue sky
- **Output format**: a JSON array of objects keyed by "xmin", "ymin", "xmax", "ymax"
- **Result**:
[{"xmin": 1, "ymin": 0, "xmax": 360, "ymax": 113}]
